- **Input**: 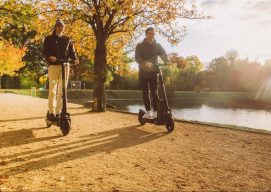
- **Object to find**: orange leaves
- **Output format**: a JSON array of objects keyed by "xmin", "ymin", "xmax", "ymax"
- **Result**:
[
  {"xmin": 169, "ymin": 53, "xmax": 186, "ymax": 69},
  {"xmin": 0, "ymin": 39, "xmax": 26, "ymax": 76},
  {"xmin": 29, "ymin": 0, "xmax": 206, "ymax": 77},
  {"xmin": 39, "ymin": 75, "xmax": 47, "ymax": 84}
]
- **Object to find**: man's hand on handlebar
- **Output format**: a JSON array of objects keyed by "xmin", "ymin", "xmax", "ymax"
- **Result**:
[
  {"xmin": 164, "ymin": 62, "xmax": 172, "ymax": 66},
  {"xmin": 145, "ymin": 61, "xmax": 153, "ymax": 68}
]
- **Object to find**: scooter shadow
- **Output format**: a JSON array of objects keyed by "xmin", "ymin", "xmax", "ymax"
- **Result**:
[
  {"xmin": 1, "ymin": 124, "xmax": 168, "ymax": 176},
  {"xmin": 0, "ymin": 128, "xmax": 61, "ymax": 148},
  {"xmin": 0, "ymin": 111, "xmax": 93, "ymax": 123}
]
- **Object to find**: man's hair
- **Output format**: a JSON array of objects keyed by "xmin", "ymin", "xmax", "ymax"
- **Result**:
[{"xmin": 145, "ymin": 27, "xmax": 154, "ymax": 35}]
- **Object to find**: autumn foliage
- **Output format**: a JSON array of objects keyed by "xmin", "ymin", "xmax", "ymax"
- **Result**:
[{"xmin": 0, "ymin": 38, "xmax": 25, "ymax": 76}]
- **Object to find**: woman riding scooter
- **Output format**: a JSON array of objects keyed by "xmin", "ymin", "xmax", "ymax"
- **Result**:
[{"xmin": 43, "ymin": 19, "xmax": 79, "ymax": 123}]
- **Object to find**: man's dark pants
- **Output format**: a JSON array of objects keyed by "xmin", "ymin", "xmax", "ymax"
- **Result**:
[{"xmin": 139, "ymin": 71, "xmax": 159, "ymax": 111}]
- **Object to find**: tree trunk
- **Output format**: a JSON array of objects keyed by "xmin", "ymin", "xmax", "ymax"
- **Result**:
[{"xmin": 93, "ymin": 41, "xmax": 107, "ymax": 112}]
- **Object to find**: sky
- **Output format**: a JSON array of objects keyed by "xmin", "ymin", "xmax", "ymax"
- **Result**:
[{"xmin": 147, "ymin": 0, "xmax": 271, "ymax": 64}]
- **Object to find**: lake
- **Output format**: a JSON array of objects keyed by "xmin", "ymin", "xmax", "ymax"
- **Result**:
[{"xmin": 107, "ymin": 99, "xmax": 271, "ymax": 132}]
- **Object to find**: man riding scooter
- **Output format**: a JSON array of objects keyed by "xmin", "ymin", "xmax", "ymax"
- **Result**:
[{"xmin": 135, "ymin": 27, "xmax": 170, "ymax": 119}]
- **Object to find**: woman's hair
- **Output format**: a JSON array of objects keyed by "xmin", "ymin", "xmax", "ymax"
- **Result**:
[{"xmin": 52, "ymin": 29, "xmax": 56, "ymax": 35}]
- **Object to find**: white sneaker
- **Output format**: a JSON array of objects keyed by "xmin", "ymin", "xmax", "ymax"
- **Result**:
[
  {"xmin": 152, "ymin": 111, "xmax": 157, "ymax": 118},
  {"xmin": 143, "ymin": 110, "xmax": 153, "ymax": 119}
]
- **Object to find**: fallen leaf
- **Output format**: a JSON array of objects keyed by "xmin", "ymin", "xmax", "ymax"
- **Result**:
[
  {"xmin": 112, "ymin": 188, "xmax": 121, "ymax": 192},
  {"xmin": 0, "ymin": 161, "xmax": 7, "ymax": 166},
  {"xmin": 15, "ymin": 157, "xmax": 28, "ymax": 162},
  {"xmin": 0, "ymin": 175, "xmax": 9, "ymax": 179}
]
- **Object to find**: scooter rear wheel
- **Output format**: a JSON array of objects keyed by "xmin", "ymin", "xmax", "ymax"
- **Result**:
[
  {"xmin": 165, "ymin": 113, "xmax": 174, "ymax": 132},
  {"xmin": 45, "ymin": 120, "xmax": 52, "ymax": 128},
  {"xmin": 138, "ymin": 109, "xmax": 146, "ymax": 125}
]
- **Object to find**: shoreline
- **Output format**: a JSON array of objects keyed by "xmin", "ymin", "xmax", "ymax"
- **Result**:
[{"xmin": 107, "ymin": 108, "xmax": 271, "ymax": 135}]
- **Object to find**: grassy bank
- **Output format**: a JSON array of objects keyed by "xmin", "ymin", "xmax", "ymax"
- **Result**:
[
  {"xmin": 174, "ymin": 91, "xmax": 258, "ymax": 100},
  {"xmin": 1, "ymin": 89, "xmax": 270, "ymax": 102}
]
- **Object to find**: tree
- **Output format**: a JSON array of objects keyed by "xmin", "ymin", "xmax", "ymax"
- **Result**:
[
  {"xmin": 225, "ymin": 49, "xmax": 238, "ymax": 65},
  {"xmin": 35, "ymin": 0, "xmax": 206, "ymax": 112},
  {"xmin": 0, "ymin": 38, "xmax": 25, "ymax": 88},
  {"xmin": 21, "ymin": 42, "xmax": 47, "ymax": 86},
  {"xmin": 171, "ymin": 55, "xmax": 203, "ymax": 91},
  {"xmin": 208, "ymin": 57, "xmax": 231, "ymax": 91},
  {"xmin": 206, "ymin": 52, "xmax": 266, "ymax": 92},
  {"xmin": 161, "ymin": 64, "xmax": 179, "ymax": 97},
  {"xmin": 168, "ymin": 52, "xmax": 186, "ymax": 69},
  {"xmin": 0, "ymin": 1, "xmax": 41, "ymax": 88},
  {"xmin": 184, "ymin": 55, "xmax": 203, "ymax": 72}
]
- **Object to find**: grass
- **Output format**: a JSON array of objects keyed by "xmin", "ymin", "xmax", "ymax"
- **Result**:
[
  {"xmin": 173, "ymin": 91, "xmax": 257, "ymax": 100},
  {"xmin": 1, "ymin": 89, "xmax": 270, "ymax": 102}
]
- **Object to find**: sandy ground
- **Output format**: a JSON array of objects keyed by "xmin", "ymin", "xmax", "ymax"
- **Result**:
[{"xmin": 0, "ymin": 93, "xmax": 271, "ymax": 192}]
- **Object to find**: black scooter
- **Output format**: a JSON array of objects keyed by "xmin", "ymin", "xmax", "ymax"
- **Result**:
[
  {"xmin": 45, "ymin": 59, "xmax": 72, "ymax": 136},
  {"xmin": 138, "ymin": 64, "xmax": 175, "ymax": 132}
]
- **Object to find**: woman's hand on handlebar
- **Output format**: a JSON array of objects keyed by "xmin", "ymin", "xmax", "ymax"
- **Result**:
[
  {"xmin": 49, "ymin": 56, "xmax": 57, "ymax": 62},
  {"xmin": 70, "ymin": 59, "xmax": 79, "ymax": 65}
]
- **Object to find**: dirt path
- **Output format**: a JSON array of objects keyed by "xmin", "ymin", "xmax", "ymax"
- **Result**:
[{"xmin": 0, "ymin": 93, "xmax": 270, "ymax": 192}]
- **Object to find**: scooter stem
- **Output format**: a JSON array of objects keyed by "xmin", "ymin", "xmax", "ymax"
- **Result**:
[
  {"xmin": 158, "ymin": 68, "xmax": 170, "ymax": 111},
  {"xmin": 61, "ymin": 62, "xmax": 68, "ymax": 114}
]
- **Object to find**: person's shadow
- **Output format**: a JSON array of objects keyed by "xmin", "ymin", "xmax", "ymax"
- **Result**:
[{"xmin": 1, "ymin": 124, "xmax": 167, "ymax": 176}]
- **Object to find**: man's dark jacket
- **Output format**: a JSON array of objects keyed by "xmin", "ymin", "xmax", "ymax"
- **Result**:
[
  {"xmin": 135, "ymin": 38, "xmax": 169, "ymax": 72},
  {"xmin": 43, "ymin": 34, "xmax": 77, "ymax": 65}
]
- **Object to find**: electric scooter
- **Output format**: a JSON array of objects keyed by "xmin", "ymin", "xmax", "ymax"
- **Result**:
[
  {"xmin": 45, "ymin": 59, "xmax": 73, "ymax": 136},
  {"xmin": 138, "ymin": 63, "xmax": 175, "ymax": 132}
]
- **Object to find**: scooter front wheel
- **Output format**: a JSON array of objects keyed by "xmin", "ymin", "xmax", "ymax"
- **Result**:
[
  {"xmin": 165, "ymin": 113, "xmax": 174, "ymax": 132},
  {"xmin": 60, "ymin": 119, "xmax": 71, "ymax": 136}
]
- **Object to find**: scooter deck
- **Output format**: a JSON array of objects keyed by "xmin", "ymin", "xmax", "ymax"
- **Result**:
[
  {"xmin": 141, "ymin": 117, "xmax": 165, "ymax": 125},
  {"xmin": 45, "ymin": 119, "xmax": 59, "ymax": 127}
]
